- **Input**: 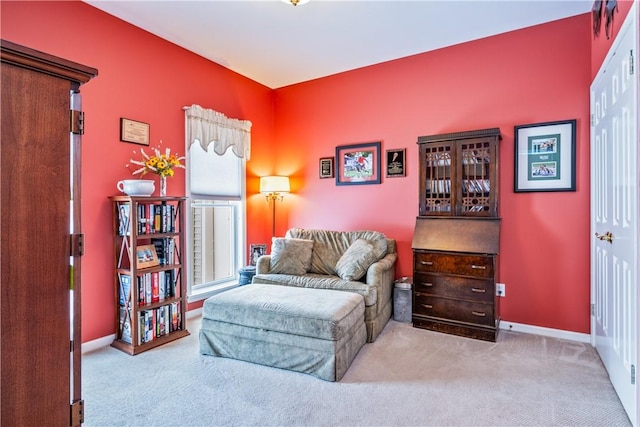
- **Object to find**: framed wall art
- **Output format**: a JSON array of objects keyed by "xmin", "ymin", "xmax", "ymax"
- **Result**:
[
  {"xmin": 249, "ymin": 243, "xmax": 267, "ymax": 266},
  {"xmin": 386, "ymin": 148, "xmax": 406, "ymax": 177},
  {"xmin": 514, "ymin": 119, "xmax": 576, "ymax": 192},
  {"xmin": 120, "ymin": 117, "xmax": 150, "ymax": 146},
  {"xmin": 319, "ymin": 157, "xmax": 334, "ymax": 179},
  {"xmin": 136, "ymin": 244, "xmax": 159, "ymax": 269},
  {"xmin": 335, "ymin": 141, "xmax": 381, "ymax": 186}
]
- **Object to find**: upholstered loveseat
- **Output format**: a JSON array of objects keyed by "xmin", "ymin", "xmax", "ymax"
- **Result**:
[{"xmin": 253, "ymin": 228, "xmax": 397, "ymax": 342}]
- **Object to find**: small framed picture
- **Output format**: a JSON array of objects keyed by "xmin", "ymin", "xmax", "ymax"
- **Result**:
[
  {"xmin": 386, "ymin": 148, "xmax": 406, "ymax": 177},
  {"xmin": 120, "ymin": 118, "xmax": 150, "ymax": 146},
  {"xmin": 335, "ymin": 141, "xmax": 381, "ymax": 186},
  {"xmin": 319, "ymin": 157, "xmax": 335, "ymax": 179},
  {"xmin": 249, "ymin": 243, "xmax": 267, "ymax": 266},
  {"xmin": 136, "ymin": 245, "xmax": 159, "ymax": 269},
  {"xmin": 514, "ymin": 119, "xmax": 576, "ymax": 192}
]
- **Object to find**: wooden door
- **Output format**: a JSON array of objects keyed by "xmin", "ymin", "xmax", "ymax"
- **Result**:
[
  {"xmin": 1, "ymin": 40, "xmax": 96, "ymax": 426},
  {"xmin": 590, "ymin": 6, "xmax": 638, "ymax": 424}
]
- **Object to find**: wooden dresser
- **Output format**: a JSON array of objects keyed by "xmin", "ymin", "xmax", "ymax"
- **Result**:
[
  {"xmin": 413, "ymin": 128, "xmax": 501, "ymax": 342},
  {"xmin": 412, "ymin": 218, "xmax": 500, "ymax": 341}
]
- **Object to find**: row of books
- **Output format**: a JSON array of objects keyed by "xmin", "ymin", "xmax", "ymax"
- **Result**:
[
  {"xmin": 152, "ymin": 237, "xmax": 176, "ymax": 266},
  {"xmin": 118, "ymin": 302, "xmax": 182, "ymax": 345},
  {"xmin": 462, "ymin": 179, "xmax": 490, "ymax": 193},
  {"xmin": 424, "ymin": 179, "xmax": 491, "ymax": 195},
  {"xmin": 118, "ymin": 270, "xmax": 178, "ymax": 307},
  {"xmin": 425, "ymin": 179, "xmax": 451, "ymax": 195},
  {"xmin": 117, "ymin": 202, "xmax": 176, "ymax": 236},
  {"xmin": 137, "ymin": 270, "xmax": 178, "ymax": 306}
]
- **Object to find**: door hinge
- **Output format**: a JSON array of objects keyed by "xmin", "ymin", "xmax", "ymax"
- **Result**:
[
  {"xmin": 632, "ymin": 364, "xmax": 636, "ymax": 385},
  {"xmin": 70, "ymin": 399, "xmax": 84, "ymax": 426},
  {"xmin": 70, "ymin": 110, "xmax": 84, "ymax": 135},
  {"xmin": 590, "ymin": 113, "xmax": 595, "ymax": 126},
  {"xmin": 630, "ymin": 50, "xmax": 635, "ymax": 76},
  {"xmin": 71, "ymin": 233, "xmax": 84, "ymax": 257},
  {"xmin": 591, "ymin": 303, "xmax": 595, "ymax": 316}
]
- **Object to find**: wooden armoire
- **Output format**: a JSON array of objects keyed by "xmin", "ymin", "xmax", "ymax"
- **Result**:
[{"xmin": 1, "ymin": 40, "xmax": 97, "ymax": 426}]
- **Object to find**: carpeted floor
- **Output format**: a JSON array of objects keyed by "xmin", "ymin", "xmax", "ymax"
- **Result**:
[{"xmin": 82, "ymin": 316, "xmax": 631, "ymax": 426}]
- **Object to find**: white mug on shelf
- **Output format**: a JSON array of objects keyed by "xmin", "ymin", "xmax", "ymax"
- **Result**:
[{"xmin": 116, "ymin": 179, "xmax": 155, "ymax": 196}]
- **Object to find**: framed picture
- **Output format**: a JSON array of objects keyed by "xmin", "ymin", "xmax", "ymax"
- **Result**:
[
  {"xmin": 120, "ymin": 118, "xmax": 150, "ymax": 146},
  {"xmin": 249, "ymin": 243, "xmax": 267, "ymax": 266},
  {"xmin": 386, "ymin": 148, "xmax": 406, "ymax": 177},
  {"xmin": 319, "ymin": 157, "xmax": 335, "ymax": 179},
  {"xmin": 514, "ymin": 119, "xmax": 576, "ymax": 192},
  {"xmin": 335, "ymin": 141, "xmax": 381, "ymax": 186},
  {"xmin": 136, "ymin": 245, "xmax": 159, "ymax": 269}
]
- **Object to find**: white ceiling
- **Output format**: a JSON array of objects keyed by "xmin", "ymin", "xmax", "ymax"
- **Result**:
[{"xmin": 83, "ymin": 0, "xmax": 592, "ymax": 89}]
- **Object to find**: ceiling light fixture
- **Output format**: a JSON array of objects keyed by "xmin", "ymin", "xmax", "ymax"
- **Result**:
[{"xmin": 281, "ymin": 0, "xmax": 311, "ymax": 6}]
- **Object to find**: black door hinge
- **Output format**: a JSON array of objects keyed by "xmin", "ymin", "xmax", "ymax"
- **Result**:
[
  {"xmin": 70, "ymin": 110, "xmax": 84, "ymax": 135},
  {"xmin": 70, "ymin": 399, "xmax": 84, "ymax": 426},
  {"xmin": 71, "ymin": 233, "xmax": 84, "ymax": 257}
]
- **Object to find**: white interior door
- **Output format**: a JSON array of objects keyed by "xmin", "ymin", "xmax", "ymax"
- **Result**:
[{"xmin": 590, "ymin": 4, "xmax": 638, "ymax": 425}]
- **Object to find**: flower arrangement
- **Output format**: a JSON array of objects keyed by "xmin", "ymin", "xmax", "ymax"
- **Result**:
[{"xmin": 128, "ymin": 141, "xmax": 185, "ymax": 178}]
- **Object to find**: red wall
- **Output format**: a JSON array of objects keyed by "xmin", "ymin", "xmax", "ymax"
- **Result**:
[
  {"xmin": 274, "ymin": 15, "xmax": 593, "ymax": 333},
  {"xmin": 2, "ymin": 1, "xmax": 631, "ymax": 341},
  {"xmin": 1, "ymin": 0, "xmax": 276, "ymax": 342}
]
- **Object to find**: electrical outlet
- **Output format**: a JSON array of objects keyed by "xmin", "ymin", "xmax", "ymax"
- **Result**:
[{"xmin": 496, "ymin": 283, "xmax": 506, "ymax": 297}]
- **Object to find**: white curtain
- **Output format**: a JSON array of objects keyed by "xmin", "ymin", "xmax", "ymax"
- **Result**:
[{"xmin": 184, "ymin": 104, "xmax": 252, "ymax": 160}]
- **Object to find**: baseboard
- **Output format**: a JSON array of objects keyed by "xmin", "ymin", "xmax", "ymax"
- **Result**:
[
  {"xmin": 81, "ymin": 308, "xmax": 204, "ymax": 354},
  {"xmin": 500, "ymin": 320, "xmax": 590, "ymax": 343},
  {"xmin": 83, "ymin": 313, "xmax": 590, "ymax": 353}
]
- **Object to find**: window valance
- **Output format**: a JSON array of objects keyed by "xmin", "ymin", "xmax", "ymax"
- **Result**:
[{"xmin": 184, "ymin": 104, "xmax": 252, "ymax": 160}]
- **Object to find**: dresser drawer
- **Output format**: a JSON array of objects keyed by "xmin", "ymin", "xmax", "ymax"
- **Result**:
[
  {"xmin": 413, "ymin": 294, "xmax": 495, "ymax": 327},
  {"xmin": 414, "ymin": 273, "xmax": 494, "ymax": 303},
  {"xmin": 414, "ymin": 252, "xmax": 494, "ymax": 278}
]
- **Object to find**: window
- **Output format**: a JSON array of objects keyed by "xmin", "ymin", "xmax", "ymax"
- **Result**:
[
  {"xmin": 187, "ymin": 143, "xmax": 246, "ymax": 301},
  {"xmin": 184, "ymin": 105, "xmax": 251, "ymax": 302}
]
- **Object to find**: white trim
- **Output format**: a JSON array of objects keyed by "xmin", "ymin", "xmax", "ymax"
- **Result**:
[
  {"xmin": 81, "ymin": 308, "xmax": 205, "ymax": 354},
  {"xmin": 187, "ymin": 282, "xmax": 238, "ymax": 304},
  {"xmin": 500, "ymin": 320, "xmax": 590, "ymax": 344}
]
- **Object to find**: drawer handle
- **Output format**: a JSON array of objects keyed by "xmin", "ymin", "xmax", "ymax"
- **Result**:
[
  {"xmin": 420, "ymin": 261, "xmax": 434, "ymax": 266},
  {"xmin": 421, "ymin": 282, "xmax": 434, "ymax": 287},
  {"xmin": 471, "ymin": 265, "xmax": 487, "ymax": 270},
  {"xmin": 471, "ymin": 288, "xmax": 486, "ymax": 293},
  {"xmin": 420, "ymin": 304, "xmax": 433, "ymax": 310},
  {"xmin": 471, "ymin": 311, "xmax": 487, "ymax": 317}
]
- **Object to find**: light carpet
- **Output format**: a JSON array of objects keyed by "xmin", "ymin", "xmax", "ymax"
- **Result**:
[{"xmin": 82, "ymin": 316, "xmax": 631, "ymax": 426}]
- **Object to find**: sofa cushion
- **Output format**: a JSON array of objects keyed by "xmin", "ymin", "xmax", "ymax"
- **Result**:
[
  {"xmin": 252, "ymin": 273, "xmax": 378, "ymax": 306},
  {"xmin": 334, "ymin": 239, "xmax": 378, "ymax": 281},
  {"xmin": 286, "ymin": 228, "xmax": 388, "ymax": 275},
  {"xmin": 201, "ymin": 284, "xmax": 365, "ymax": 341},
  {"xmin": 269, "ymin": 237, "xmax": 314, "ymax": 275}
]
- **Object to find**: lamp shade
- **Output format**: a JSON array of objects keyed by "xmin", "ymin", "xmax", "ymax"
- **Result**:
[
  {"xmin": 280, "ymin": 0, "xmax": 311, "ymax": 5},
  {"xmin": 260, "ymin": 176, "xmax": 290, "ymax": 194}
]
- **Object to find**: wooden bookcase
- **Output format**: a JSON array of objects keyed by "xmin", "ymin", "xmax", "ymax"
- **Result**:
[
  {"xmin": 417, "ymin": 128, "xmax": 500, "ymax": 217},
  {"xmin": 412, "ymin": 128, "xmax": 501, "ymax": 342},
  {"xmin": 110, "ymin": 196, "xmax": 189, "ymax": 355}
]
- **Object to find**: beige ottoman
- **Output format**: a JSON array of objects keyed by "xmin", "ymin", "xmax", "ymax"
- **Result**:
[{"xmin": 199, "ymin": 284, "xmax": 366, "ymax": 381}]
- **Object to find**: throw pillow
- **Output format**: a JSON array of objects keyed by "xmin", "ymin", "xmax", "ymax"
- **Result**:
[
  {"xmin": 335, "ymin": 239, "xmax": 377, "ymax": 281},
  {"xmin": 269, "ymin": 238, "xmax": 314, "ymax": 275}
]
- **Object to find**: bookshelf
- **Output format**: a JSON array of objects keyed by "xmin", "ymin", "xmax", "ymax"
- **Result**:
[
  {"xmin": 418, "ymin": 128, "xmax": 500, "ymax": 217},
  {"xmin": 110, "ymin": 196, "xmax": 189, "ymax": 355},
  {"xmin": 413, "ymin": 128, "xmax": 501, "ymax": 341}
]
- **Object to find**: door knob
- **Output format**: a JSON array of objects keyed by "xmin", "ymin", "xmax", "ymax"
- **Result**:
[{"xmin": 595, "ymin": 231, "xmax": 614, "ymax": 243}]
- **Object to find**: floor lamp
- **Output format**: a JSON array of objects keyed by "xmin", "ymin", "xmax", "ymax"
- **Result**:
[{"xmin": 260, "ymin": 176, "xmax": 290, "ymax": 237}]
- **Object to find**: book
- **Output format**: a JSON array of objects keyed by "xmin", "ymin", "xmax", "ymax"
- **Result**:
[
  {"xmin": 119, "ymin": 274, "xmax": 131, "ymax": 306},
  {"xmin": 151, "ymin": 272, "xmax": 159, "ymax": 303},
  {"xmin": 118, "ymin": 204, "xmax": 130, "ymax": 236},
  {"xmin": 119, "ymin": 307, "xmax": 132, "ymax": 344}
]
